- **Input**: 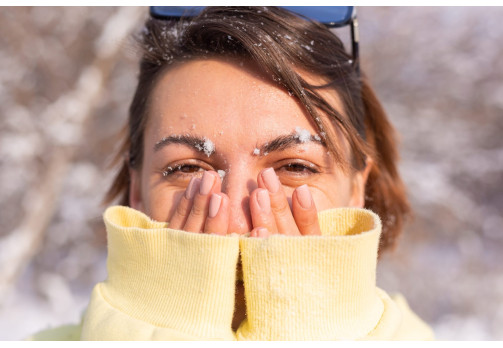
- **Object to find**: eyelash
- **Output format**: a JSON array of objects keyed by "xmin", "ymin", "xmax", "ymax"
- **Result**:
[
  {"xmin": 277, "ymin": 162, "xmax": 319, "ymax": 175},
  {"xmin": 161, "ymin": 160, "xmax": 319, "ymax": 179},
  {"xmin": 162, "ymin": 164, "xmax": 205, "ymax": 178}
]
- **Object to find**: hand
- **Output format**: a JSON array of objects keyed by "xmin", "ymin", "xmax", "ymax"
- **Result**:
[
  {"xmin": 249, "ymin": 167, "xmax": 321, "ymax": 238},
  {"xmin": 168, "ymin": 168, "xmax": 321, "ymax": 237},
  {"xmin": 168, "ymin": 170, "xmax": 230, "ymax": 235}
]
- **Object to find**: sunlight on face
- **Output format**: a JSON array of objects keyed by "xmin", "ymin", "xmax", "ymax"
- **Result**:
[{"xmin": 130, "ymin": 58, "xmax": 366, "ymax": 234}]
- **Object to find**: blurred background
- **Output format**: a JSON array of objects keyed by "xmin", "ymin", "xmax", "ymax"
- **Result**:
[{"xmin": 0, "ymin": 7, "xmax": 502, "ymax": 340}]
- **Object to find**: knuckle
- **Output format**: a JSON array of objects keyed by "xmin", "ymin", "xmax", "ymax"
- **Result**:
[
  {"xmin": 203, "ymin": 222, "xmax": 215, "ymax": 234},
  {"xmin": 297, "ymin": 216, "xmax": 317, "ymax": 229},
  {"xmin": 295, "ymin": 212, "xmax": 319, "ymax": 233},
  {"xmin": 271, "ymin": 198, "xmax": 290, "ymax": 216},
  {"xmin": 190, "ymin": 202, "xmax": 205, "ymax": 217},
  {"xmin": 176, "ymin": 199, "xmax": 189, "ymax": 216}
]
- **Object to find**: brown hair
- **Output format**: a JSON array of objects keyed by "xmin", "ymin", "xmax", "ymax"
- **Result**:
[{"xmin": 105, "ymin": 6, "xmax": 409, "ymax": 253}]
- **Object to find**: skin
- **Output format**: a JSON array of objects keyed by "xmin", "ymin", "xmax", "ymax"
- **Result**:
[{"xmin": 129, "ymin": 58, "xmax": 371, "ymax": 329}]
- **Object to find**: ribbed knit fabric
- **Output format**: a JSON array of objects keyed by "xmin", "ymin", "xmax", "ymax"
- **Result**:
[
  {"xmin": 81, "ymin": 206, "xmax": 240, "ymax": 340},
  {"xmin": 236, "ymin": 208, "xmax": 384, "ymax": 340},
  {"xmin": 75, "ymin": 206, "xmax": 434, "ymax": 341}
]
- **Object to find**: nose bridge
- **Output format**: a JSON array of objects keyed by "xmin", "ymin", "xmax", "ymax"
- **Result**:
[{"xmin": 221, "ymin": 161, "xmax": 257, "ymax": 235}]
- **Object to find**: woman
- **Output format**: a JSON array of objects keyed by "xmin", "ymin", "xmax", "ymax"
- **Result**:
[{"xmin": 33, "ymin": 6, "xmax": 433, "ymax": 340}]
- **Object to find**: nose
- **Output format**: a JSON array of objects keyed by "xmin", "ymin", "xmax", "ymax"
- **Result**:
[{"xmin": 221, "ymin": 167, "xmax": 257, "ymax": 235}]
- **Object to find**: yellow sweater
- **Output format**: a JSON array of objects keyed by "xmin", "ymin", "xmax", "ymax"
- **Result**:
[{"xmin": 29, "ymin": 206, "xmax": 434, "ymax": 340}]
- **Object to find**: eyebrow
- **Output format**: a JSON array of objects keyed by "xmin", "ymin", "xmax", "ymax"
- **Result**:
[
  {"xmin": 154, "ymin": 134, "xmax": 211, "ymax": 153},
  {"xmin": 153, "ymin": 131, "xmax": 326, "ymax": 155},
  {"xmin": 259, "ymin": 132, "xmax": 326, "ymax": 154}
]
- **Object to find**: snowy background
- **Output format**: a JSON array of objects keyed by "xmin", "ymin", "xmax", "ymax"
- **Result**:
[{"xmin": 0, "ymin": 7, "xmax": 502, "ymax": 340}]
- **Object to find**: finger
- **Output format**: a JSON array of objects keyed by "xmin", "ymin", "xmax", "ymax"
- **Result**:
[
  {"xmin": 184, "ymin": 171, "xmax": 221, "ymax": 233},
  {"xmin": 250, "ymin": 227, "xmax": 270, "ymax": 238},
  {"xmin": 204, "ymin": 193, "xmax": 230, "ymax": 235},
  {"xmin": 258, "ymin": 168, "xmax": 300, "ymax": 236},
  {"xmin": 169, "ymin": 177, "xmax": 201, "ymax": 230},
  {"xmin": 249, "ymin": 188, "xmax": 278, "ymax": 234},
  {"xmin": 292, "ymin": 184, "xmax": 321, "ymax": 236}
]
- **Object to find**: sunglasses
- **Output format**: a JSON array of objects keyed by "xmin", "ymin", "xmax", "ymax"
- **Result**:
[{"xmin": 150, "ymin": 6, "xmax": 360, "ymax": 76}]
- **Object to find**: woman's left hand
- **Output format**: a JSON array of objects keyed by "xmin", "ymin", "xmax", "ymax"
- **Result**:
[{"xmin": 249, "ymin": 167, "xmax": 321, "ymax": 237}]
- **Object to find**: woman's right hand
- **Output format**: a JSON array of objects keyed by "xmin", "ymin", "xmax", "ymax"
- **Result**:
[{"xmin": 168, "ymin": 170, "xmax": 230, "ymax": 235}]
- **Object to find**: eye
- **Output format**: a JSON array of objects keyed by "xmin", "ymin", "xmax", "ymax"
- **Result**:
[
  {"xmin": 162, "ymin": 163, "xmax": 205, "ymax": 178},
  {"xmin": 277, "ymin": 161, "xmax": 319, "ymax": 175},
  {"xmin": 284, "ymin": 163, "xmax": 311, "ymax": 173}
]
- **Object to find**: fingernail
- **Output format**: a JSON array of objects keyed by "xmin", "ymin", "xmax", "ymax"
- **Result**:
[
  {"xmin": 296, "ymin": 184, "xmax": 312, "ymax": 209},
  {"xmin": 257, "ymin": 189, "xmax": 271, "ymax": 214},
  {"xmin": 185, "ymin": 177, "xmax": 200, "ymax": 199},
  {"xmin": 200, "ymin": 171, "xmax": 215, "ymax": 195},
  {"xmin": 257, "ymin": 227, "xmax": 268, "ymax": 238},
  {"xmin": 208, "ymin": 194, "xmax": 222, "ymax": 218},
  {"xmin": 262, "ymin": 168, "xmax": 279, "ymax": 193}
]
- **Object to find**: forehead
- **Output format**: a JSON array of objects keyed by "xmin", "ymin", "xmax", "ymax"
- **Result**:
[{"xmin": 146, "ymin": 58, "xmax": 341, "ymax": 148}]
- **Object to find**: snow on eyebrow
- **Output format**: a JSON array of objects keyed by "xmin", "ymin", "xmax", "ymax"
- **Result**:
[
  {"xmin": 194, "ymin": 137, "xmax": 215, "ymax": 157},
  {"xmin": 255, "ymin": 129, "xmax": 325, "ymax": 156},
  {"xmin": 154, "ymin": 134, "xmax": 216, "ymax": 157},
  {"xmin": 203, "ymin": 138, "xmax": 215, "ymax": 157},
  {"xmin": 294, "ymin": 126, "xmax": 312, "ymax": 143},
  {"xmin": 293, "ymin": 127, "xmax": 324, "ymax": 144}
]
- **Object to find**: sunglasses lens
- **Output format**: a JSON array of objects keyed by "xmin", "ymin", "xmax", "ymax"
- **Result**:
[
  {"xmin": 281, "ymin": 6, "xmax": 353, "ymax": 27},
  {"xmin": 150, "ymin": 6, "xmax": 354, "ymax": 27},
  {"xmin": 150, "ymin": 6, "xmax": 205, "ymax": 19}
]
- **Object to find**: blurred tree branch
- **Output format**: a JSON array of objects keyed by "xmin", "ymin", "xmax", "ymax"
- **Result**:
[{"xmin": 0, "ymin": 7, "xmax": 145, "ymax": 300}]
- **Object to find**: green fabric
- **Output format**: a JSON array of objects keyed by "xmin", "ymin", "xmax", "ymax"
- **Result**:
[{"xmin": 27, "ymin": 323, "xmax": 82, "ymax": 341}]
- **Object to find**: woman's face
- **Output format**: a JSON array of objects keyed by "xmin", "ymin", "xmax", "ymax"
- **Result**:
[{"xmin": 130, "ymin": 58, "xmax": 369, "ymax": 234}]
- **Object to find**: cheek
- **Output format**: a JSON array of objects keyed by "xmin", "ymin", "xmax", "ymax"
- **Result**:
[
  {"xmin": 308, "ymin": 178, "xmax": 354, "ymax": 211},
  {"xmin": 311, "ymin": 190, "xmax": 351, "ymax": 211},
  {"xmin": 143, "ymin": 177, "xmax": 185, "ymax": 222}
]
